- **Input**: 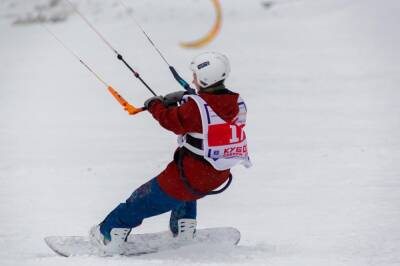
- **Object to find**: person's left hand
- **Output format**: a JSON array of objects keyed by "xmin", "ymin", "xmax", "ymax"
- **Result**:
[{"xmin": 163, "ymin": 91, "xmax": 186, "ymax": 107}]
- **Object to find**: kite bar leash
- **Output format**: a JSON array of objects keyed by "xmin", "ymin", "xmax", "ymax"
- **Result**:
[{"xmin": 41, "ymin": 24, "xmax": 144, "ymax": 115}]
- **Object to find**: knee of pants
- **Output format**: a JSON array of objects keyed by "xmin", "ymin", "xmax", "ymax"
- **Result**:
[{"xmin": 126, "ymin": 180, "xmax": 153, "ymax": 204}]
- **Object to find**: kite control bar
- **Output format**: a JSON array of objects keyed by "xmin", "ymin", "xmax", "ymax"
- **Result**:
[{"xmin": 108, "ymin": 86, "xmax": 144, "ymax": 115}]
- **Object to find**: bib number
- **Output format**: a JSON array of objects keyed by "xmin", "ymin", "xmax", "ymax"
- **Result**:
[
  {"xmin": 229, "ymin": 125, "xmax": 239, "ymax": 143},
  {"xmin": 208, "ymin": 123, "xmax": 245, "ymax": 146}
]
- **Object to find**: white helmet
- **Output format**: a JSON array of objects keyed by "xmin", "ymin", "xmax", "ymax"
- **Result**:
[{"xmin": 190, "ymin": 52, "xmax": 230, "ymax": 88}]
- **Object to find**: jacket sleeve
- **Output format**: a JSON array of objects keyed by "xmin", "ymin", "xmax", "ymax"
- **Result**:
[{"xmin": 147, "ymin": 99, "xmax": 202, "ymax": 135}]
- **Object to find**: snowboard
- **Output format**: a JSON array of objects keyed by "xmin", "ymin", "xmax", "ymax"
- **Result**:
[{"xmin": 45, "ymin": 227, "xmax": 240, "ymax": 257}]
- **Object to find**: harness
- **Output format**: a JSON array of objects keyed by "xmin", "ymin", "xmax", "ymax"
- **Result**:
[{"xmin": 176, "ymin": 148, "xmax": 233, "ymax": 197}]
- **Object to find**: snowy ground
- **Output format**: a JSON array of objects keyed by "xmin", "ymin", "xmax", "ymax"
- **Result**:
[{"xmin": 1, "ymin": 0, "xmax": 400, "ymax": 265}]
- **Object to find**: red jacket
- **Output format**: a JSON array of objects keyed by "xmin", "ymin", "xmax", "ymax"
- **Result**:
[{"xmin": 148, "ymin": 90, "xmax": 240, "ymax": 201}]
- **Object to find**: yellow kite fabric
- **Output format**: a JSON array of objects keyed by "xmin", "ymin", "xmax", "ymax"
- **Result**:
[{"xmin": 180, "ymin": 0, "xmax": 222, "ymax": 49}]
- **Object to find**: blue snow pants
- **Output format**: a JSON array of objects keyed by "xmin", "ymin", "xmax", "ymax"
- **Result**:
[{"xmin": 99, "ymin": 178, "xmax": 197, "ymax": 240}]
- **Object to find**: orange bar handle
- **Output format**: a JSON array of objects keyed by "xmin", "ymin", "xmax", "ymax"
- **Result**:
[{"xmin": 107, "ymin": 86, "xmax": 144, "ymax": 115}]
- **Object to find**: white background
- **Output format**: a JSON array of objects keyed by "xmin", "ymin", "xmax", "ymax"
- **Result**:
[{"xmin": 0, "ymin": 0, "xmax": 399, "ymax": 265}]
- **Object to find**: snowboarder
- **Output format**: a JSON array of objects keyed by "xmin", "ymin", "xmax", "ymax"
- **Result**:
[{"xmin": 89, "ymin": 52, "xmax": 251, "ymax": 255}]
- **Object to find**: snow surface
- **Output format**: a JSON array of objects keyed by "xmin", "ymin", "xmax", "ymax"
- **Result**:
[{"xmin": 1, "ymin": 0, "xmax": 400, "ymax": 265}]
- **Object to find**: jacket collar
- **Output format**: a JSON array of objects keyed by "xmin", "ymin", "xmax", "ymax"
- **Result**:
[{"xmin": 200, "ymin": 83, "xmax": 226, "ymax": 93}]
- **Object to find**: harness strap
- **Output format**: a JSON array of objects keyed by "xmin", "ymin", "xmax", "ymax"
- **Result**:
[
  {"xmin": 182, "ymin": 134, "xmax": 204, "ymax": 156},
  {"xmin": 177, "ymin": 148, "xmax": 232, "ymax": 197}
]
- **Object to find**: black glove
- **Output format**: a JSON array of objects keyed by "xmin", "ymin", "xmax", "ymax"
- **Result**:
[
  {"xmin": 163, "ymin": 91, "xmax": 186, "ymax": 107},
  {"xmin": 144, "ymin": 96, "xmax": 163, "ymax": 110}
]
